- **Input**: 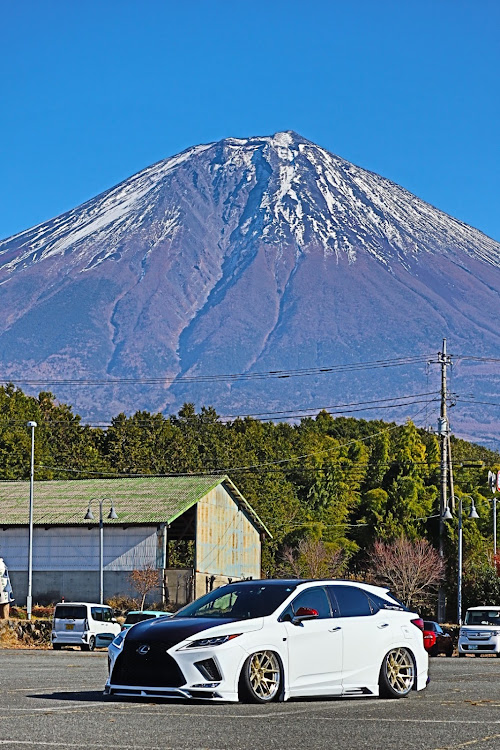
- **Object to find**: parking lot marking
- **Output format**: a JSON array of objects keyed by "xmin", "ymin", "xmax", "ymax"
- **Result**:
[
  {"xmin": 0, "ymin": 742, "xmax": 225, "ymax": 750},
  {"xmin": 434, "ymin": 733, "xmax": 500, "ymax": 750}
]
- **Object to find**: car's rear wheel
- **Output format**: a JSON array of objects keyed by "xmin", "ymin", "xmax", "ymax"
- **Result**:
[
  {"xmin": 239, "ymin": 650, "xmax": 281, "ymax": 703},
  {"xmin": 379, "ymin": 647, "xmax": 415, "ymax": 698},
  {"xmin": 81, "ymin": 635, "xmax": 96, "ymax": 652}
]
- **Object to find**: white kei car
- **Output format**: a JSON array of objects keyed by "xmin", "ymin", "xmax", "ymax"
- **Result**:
[
  {"xmin": 105, "ymin": 579, "xmax": 428, "ymax": 703},
  {"xmin": 458, "ymin": 606, "xmax": 500, "ymax": 657}
]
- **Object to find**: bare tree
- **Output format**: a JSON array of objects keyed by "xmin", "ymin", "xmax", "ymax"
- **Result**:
[
  {"xmin": 280, "ymin": 539, "xmax": 345, "ymax": 579},
  {"xmin": 128, "ymin": 565, "xmax": 160, "ymax": 609},
  {"xmin": 367, "ymin": 537, "xmax": 444, "ymax": 610}
]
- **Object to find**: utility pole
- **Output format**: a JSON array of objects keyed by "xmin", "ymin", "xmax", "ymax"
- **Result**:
[{"xmin": 437, "ymin": 338, "xmax": 452, "ymax": 622}]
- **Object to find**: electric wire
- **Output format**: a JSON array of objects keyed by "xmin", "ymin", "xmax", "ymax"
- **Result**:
[{"xmin": 0, "ymin": 353, "xmax": 433, "ymax": 387}]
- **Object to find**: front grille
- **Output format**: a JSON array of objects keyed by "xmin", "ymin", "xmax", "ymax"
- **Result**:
[
  {"xmin": 112, "ymin": 641, "xmax": 185, "ymax": 687},
  {"xmin": 464, "ymin": 644, "xmax": 495, "ymax": 651}
]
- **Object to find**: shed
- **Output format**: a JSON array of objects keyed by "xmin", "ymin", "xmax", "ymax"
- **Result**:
[{"xmin": 0, "ymin": 475, "xmax": 271, "ymax": 607}]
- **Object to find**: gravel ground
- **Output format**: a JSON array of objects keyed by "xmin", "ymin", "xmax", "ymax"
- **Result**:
[{"xmin": 1, "ymin": 649, "xmax": 500, "ymax": 750}]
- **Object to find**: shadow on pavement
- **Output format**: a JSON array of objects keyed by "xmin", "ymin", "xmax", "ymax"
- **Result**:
[
  {"xmin": 28, "ymin": 690, "xmax": 213, "ymax": 705},
  {"xmin": 29, "ymin": 690, "xmax": 107, "ymax": 702}
]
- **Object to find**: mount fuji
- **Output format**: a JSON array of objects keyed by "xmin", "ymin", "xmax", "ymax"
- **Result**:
[{"xmin": 1, "ymin": 131, "xmax": 499, "ymax": 444}]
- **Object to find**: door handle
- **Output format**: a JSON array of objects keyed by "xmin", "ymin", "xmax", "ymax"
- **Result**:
[
  {"xmin": 329, "ymin": 626, "xmax": 342, "ymax": 632},
  {"xmin": 378, "ymin": 623, "xmax": 389, "ymax": 629}
]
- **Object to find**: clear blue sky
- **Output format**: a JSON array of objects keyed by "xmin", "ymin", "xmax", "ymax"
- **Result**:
[{"xmin": 1, "ymin": 0, "xmax": 499, "ymax": 241}]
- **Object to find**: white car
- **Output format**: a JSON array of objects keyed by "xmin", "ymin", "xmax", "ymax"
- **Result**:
[
  {"xmin": 458, "ymin": 606, "xmax": 500, "ymax": 657},
  {"xmin": 105, "ymin": 579, "xmax": 428, "ymax": 702},
  {"xmin": 51, "ymin": 602, "xmax": 121, "ymax": 651}
]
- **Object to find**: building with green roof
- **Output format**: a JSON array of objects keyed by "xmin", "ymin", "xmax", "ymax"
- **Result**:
[{"xmin": 0, "ymin": 475, "xmax": 270, "ymax": 607}]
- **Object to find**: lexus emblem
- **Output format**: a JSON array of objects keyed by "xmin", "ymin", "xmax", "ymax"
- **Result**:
[{"xmin": 137, "ymin": 644, "xmax": 151, "ymax": 655}]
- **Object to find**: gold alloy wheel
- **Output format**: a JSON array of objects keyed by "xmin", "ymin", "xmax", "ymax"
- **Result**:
[
  {"xmin": 385, "ymin": 648, "xmax": 414, "ymax": 694},
  {"xmin": 248, "ymin": 651, "xmax": 281, "ymax": 701}
]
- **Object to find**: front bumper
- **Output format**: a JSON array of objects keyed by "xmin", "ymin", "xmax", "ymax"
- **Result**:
[
  {"xmin": 106, "ymin": 642, "xmax": 245, "ymax": 702},
  {"xmin": 458, "ymin": 633, "xmax": 500, "ymax": 654}
]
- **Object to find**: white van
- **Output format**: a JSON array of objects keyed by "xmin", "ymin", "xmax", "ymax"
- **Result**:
[
  {"xmin": 51, "ymin": 602, "xmax": 121, "ymax": 651},
  {"xmin": 458, "ymin": 606, "xmax": 500, "ymax": 657}
]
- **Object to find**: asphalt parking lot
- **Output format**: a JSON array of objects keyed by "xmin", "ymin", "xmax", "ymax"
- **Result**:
[{"xmin": 1, "ymin": 650, "xmax": 500, "ymax": 750}]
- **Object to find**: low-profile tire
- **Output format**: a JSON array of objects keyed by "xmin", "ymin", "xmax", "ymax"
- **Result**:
[
  {"xmin": 238, "ymin": 651, "xmax": 282, "ymax": 704},
  {"xmin": 378, "ymin": 647, "xmax": 415, "ymax": 699},
  {"xmin": 81, "ymin": 635, "xmax": 96, "ymax": 652},
  {"xmin": 52, "ymin": 643, "xmax": 62, "ymax": 651}
]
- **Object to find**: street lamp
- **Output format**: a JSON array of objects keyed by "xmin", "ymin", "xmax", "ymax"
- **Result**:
[
  {"xmin": 26, "ymin": 421, "xmax": 37, "ymax": 621},
  {"xmin": 443, "ymin": 495, "xmax": 479, "ymax": 625},
  {"xmin": 84, "ymin": 499, "xmax": 118, "ymax": 605}
]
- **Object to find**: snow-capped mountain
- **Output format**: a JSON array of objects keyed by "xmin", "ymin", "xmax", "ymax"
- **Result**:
[{"xmin": 1, "ymin": 131, "xmax": 500, "ymax": 444}]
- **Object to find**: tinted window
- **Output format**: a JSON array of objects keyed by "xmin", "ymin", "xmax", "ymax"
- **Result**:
[
  {"xmin": 91, "ymin": 607, "xmax": 103, "ymax": 621},
  {"xmin": 330, "ymin": 585, "xmax": 372, "ymax": 617},
  {"xmin": 285, "ymin": 587, "xmax": 332, "ymax": 619},
  {"xmin": 54, "ymin": 605, "xmax": 86, "ymax": 620},
  {"xmin": 125, "ymin": 613, "xmax": 157, "ymax": 625},
  {"xmin": 370, "ymin": 592, "xmax": 407, "ymax": 612},
  {"xmin": 175, "ymin": 582, "xmax": 300, "ymax": 619}
]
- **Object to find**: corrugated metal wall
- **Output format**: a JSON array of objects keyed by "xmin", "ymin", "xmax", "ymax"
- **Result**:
[
  {"xmin": 195, "ymin": 484, "xmax": 261, "ymax": 580},
  {"xmin": 0, "ymin": 526, "xmax": 158, "ymax": 571}
]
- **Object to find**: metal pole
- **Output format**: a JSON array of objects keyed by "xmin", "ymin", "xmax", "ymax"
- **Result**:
[
  {"xmin": 437, "ymin": 338, "xmax": 450, "ymax": 622},
  {"xmin": 26, "ymin": 421, "xmax": 37, "ymax": 621},
  {"xmin": 494, "ymin": 497, "xmax": 497, "ymax": 558},
  {"xmin": 99, "ymin": 500, "xmax": 104, "ymax": 605},
  {"xmin": 457, "ymin": 496, "xmax": 463, "ymax": 625}
]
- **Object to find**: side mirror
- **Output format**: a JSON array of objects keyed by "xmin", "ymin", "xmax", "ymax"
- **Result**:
[{"xmin": 292, "ymin": 606, "xmax": 319, "ymax": 625}]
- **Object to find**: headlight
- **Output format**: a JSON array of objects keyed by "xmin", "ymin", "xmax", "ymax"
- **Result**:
[
  {"xmin": 180, "ymin": 633, "xmax": 242, "ymax": 649},
  {"xmin": 111, "ymin": 632, "xmax": 125, "ymax": 650}
]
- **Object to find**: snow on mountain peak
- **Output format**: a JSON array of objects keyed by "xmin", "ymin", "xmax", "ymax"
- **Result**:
[{"xmin": 1, "ymin": 131, "xmax": 500, "ymax": 283}]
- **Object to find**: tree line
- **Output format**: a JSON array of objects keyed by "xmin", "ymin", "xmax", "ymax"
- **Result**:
[{"xmin": 1, "ymin": 384, "xmax": 500, "ymax": 616}]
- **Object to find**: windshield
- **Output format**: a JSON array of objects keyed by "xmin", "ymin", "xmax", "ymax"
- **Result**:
[
  {"xmin": 464, "ymin": 609, "xmax": 500, "ymax": 626},
  {"xmin": 174, "ymin": 583, "xmax": 299, "ymax": 620},
  {"xmin": 125, "ymin": 613, "xmax": 157, "ymax": 625}
]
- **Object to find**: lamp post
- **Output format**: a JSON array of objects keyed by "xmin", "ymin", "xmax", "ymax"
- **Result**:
[
  {"xmin": 26, "ymin": 421, "xmax": 37, "ymax": 621},
  {"xmin": 443, "ymin": 495, "xmax": 479, "ymax": 625},
  {"xmin": 84, "ymin": 499, "xmax": 118, "ymax": 605}
]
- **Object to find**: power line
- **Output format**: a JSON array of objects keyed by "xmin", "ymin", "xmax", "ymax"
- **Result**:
[
  {"xmin": 0, "ymin": 354, "xmax": 433, "ymax": 388},
  {"xmin": 0, "ymin": 391, "xmax": 441, "ymax": 427}
]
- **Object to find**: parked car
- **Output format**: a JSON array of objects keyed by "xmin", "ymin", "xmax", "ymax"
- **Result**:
[
  {"xmin": 423, "ymin": 621, "xmax": 454, "ymax": 656},
  {"xmin": 121, "ymin": 610, "xmax": 172, "ymax": 630},
  {"xmin": 458, "ymin": 606, "xmax": 500, "ymax": 657},
  {"xmin": 51, "ymin": 602, "xmax": 121, "ymax": 651},
  {"xmin": 105, "ymin": 579, "xmax": 428, "ymax": 703}
]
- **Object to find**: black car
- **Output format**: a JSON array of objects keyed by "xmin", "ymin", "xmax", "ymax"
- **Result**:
[{"xmin": 423, "ymin": 621, "xmax": 454, "ymax": 657}]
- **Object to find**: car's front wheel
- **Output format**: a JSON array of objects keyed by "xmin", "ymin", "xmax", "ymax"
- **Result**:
[
  {"xmin": 379, "ymin": 647, "xmax": 415, "ymax": 698},
  {"xmin": 239, "ymin": 650, "xmax": 282, "ymax": 703}
]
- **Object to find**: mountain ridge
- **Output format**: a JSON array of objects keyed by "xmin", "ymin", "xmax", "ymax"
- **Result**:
[{"xmin": 1, "ymin": 131, "xmax": 499, "ymax": 446}]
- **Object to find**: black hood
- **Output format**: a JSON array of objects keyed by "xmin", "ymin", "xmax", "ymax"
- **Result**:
[{"xmin": 124, "ymin": 617, "xmax": 238, "ymax": 645}]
